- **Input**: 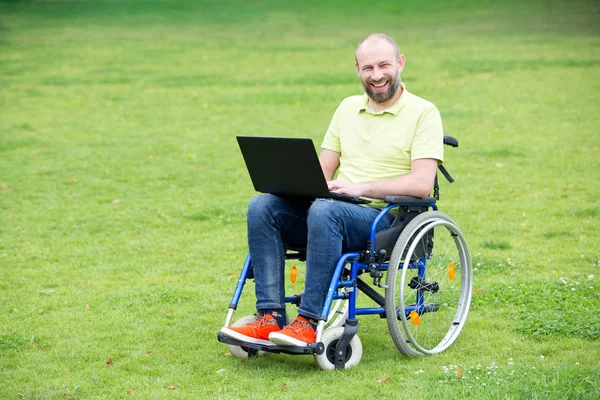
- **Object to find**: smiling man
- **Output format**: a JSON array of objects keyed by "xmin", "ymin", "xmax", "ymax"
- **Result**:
[{"xmin": 221, "ymin": 33, "xmax": 444, "ymax": 347}]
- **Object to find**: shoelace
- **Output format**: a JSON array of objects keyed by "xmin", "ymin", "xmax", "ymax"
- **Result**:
[
  {"xmin": 287, "ymin": 319, "xmax": 311, "ymax": 333},
  {"xmin": 252, "ymin": 315, "xmax": 274, "ymax": 328}
]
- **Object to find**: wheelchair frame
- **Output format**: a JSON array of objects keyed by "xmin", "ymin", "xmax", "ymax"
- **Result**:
[{"xmin": 218, "ymin": 137, "xmax": 473, "ymax": 370}]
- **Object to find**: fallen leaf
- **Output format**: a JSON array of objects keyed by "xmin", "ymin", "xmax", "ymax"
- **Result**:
[
  {"xmin": 8, "ymin": 215, "xmax": 15, "ymax": 219},
  {"xmin": 86, "ymin": 304, "xmax": 90, "ymax": 309},
  {"xmin": 1, "ymin": 185, "xmax": 9, "ymax": 191},
  {"xmin": 281, "ymin": 382, "xmax": 287, "ymax": 391},
  {"xmin": 456, "ymin": 368, "xmax": 463, "ymax": 378},
  {"xmin": 127, "ymin": 390, "xmax": 133, "ymax": 395},
  {"xmin": 67, "ymin": 179, "xmax": 78, "ymax": 184},
  {"xmin": 38, "ymin": 309, "xmax": 44, "ymax": 313},
  {"xmin": 165, "ymin": 354, "xmax": 171, "ymax": 358},
  {"xmin": 147, "ymin": 351, "xmax": 153, "ymax": 355},
  {"xmin": 37, "ymin": 344, "xmax": 46, "ymax": 351},
  {"xmin": 106, "ymin": 358, "xmax": 113, "ymax": 365},
  {"xmin": 161, "ymin": 249, "xmax": 168, "ymax": 253},
  {"xmin": 378, "ymin": 377, "xmax": 392, "ymax": 383},
  {"xmin": 168, "ymin": 386, "xmax": 176, "ymax": 390},
  {"xmin": 224, "ymin": 351, "xmax": 232, "ymax": 357},
  {"xmin": 160, "ymin": 308, "xmax": 173, "ymax": 316},
  {"xmin": 474, "ymin": 288, "xmax": 483, "ymax": 294}
]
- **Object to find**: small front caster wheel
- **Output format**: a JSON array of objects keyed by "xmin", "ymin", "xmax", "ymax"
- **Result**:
[{"xmin": 314, "ymin": 327, "xmax": 362, "ymax": 370}]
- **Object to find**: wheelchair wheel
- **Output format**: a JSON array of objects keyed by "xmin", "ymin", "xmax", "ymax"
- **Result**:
[
  {"xmin": 385, "ymin": 211, "xmax": 472, "ymax": 356},
  {"xmin": 226, "ymin": 315, "xmax": 266, "ymax": 359},
  {"xmin": 314, "ymin": 327, "xmax": 362, "ymax": 370}
]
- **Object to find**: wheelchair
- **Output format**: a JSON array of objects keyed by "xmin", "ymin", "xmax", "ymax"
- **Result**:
[{"xmin": 217, "ymin": 136, "xmax": 473, "ymax": 370}]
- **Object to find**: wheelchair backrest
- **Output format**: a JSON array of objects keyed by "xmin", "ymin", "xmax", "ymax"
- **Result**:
[{"xmin": 375, "ymin": 206, "xmax": 430, "ymax": 256}]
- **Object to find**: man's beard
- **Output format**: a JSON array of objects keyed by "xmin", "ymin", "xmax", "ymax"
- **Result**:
[{"xmin": 363, "ymin": 71, "xmax": 401, "ymax": 103}]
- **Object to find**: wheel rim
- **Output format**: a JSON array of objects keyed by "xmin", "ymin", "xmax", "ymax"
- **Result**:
[
  {"xmin": 325, "ymin": 339, "xmax": 353, "ymax": 365},
  {"xmin": 398, "ymin": 218, "xmax": 472, "ymax": 355}
]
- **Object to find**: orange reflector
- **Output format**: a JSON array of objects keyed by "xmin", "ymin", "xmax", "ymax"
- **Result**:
[
  {"xmin": 410, "ymin": 310, "xmax": 421, "ymax": 326},
  {"xmin": 448, "ymin": 263, "xmax": 455, "ymax": 281},
  {"xmin": 290, "ymin": 266, "xmax": 297, "ymax": 283}
]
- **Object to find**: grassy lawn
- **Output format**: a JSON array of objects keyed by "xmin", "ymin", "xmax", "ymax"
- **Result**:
[{"xmin": 1, "ymin": 0, "xmax": 599, "ymax": 398}]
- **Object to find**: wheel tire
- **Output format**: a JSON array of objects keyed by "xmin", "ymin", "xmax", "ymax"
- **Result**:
[
  {"xmin": 385, "ymin": 211, "xmax": 473, "ymax": 356},
  {"xmin": 226, "ymin": 315, "xmax": 266, "ymax": 359},
  {"xmin": 314, "ymin": 327, "xmax": 362, "ymax": 370}
]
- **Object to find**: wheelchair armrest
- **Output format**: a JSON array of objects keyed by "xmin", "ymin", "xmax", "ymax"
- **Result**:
[{"xmin": 383, "ymin": 195, "xmax": 437, "ymax": 205}]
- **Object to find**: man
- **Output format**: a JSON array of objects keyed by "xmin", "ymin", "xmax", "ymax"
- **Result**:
[{"xmin": 221, "ymin": 33, "xmax": 444, "ymax": 347}]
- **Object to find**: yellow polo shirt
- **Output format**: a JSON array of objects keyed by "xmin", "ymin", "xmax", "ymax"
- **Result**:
[{"xmin": 321, "ymin": 83, "xmax": 444, "ymax": 207}]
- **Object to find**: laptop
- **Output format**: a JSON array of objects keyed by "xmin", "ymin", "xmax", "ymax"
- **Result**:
[{"xmin": 236, "ymin": 136, "xmax": 371, "ymax": 205}]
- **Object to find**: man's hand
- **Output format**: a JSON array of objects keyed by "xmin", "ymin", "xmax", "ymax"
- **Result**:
[{"xmin": 327, "ymin": 180, "xmax": 369, "ymax": 198}]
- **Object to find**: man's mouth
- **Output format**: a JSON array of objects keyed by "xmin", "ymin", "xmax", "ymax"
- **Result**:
[{"xmin": 370, "ymin": 81, "xmax": 388, "ymax": 91}]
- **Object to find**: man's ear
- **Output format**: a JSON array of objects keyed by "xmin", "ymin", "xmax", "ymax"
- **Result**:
[
  {"xmin": 398, "ymin": 54, "xmax": 406, "ymax": 73},
  {"xmin": 355, "ymin": 62, "xmax": 360, "ymax": 75}
]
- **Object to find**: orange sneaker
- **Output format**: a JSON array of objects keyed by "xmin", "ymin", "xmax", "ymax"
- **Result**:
[
  {"xmin": 269, "ymin": 316, "xmax": 316, "ymax": 346},
  {"xmin": 220, "ymin": 314, "xmax": 281, "ymax": 346}
]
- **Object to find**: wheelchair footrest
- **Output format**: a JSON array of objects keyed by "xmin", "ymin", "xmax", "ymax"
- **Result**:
[{"xmin": 217, "ymin": 332, "xmax": 325, "ymax": 355}]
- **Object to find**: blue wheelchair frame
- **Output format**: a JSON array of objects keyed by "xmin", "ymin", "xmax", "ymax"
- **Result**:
[{"xmin": 218, "ymin": 196, "xmax": 438, "ymax": 364}]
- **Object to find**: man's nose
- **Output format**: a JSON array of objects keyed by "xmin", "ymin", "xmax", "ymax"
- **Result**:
[{"xmin": 372, "ymin": 67, "xmax": 384, "ymax": 81}]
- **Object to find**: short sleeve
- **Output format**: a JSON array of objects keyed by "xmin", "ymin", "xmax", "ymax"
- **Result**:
[
  {"xmin": 321, "ymin": 104, "xmax": 342, "ymax": 152},
  {"xmin": 411, "ymin": 106, "xmax": 444, "ymax": 163}
]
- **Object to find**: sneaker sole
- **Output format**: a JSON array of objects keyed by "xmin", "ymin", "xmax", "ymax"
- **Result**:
[
  {"xmin": 268, "ymin": 332, "xmax": 313, "ymax": 347},
  {"xmin": 220, "ymin": 327, "xmax": 275, "ymax": 346}
]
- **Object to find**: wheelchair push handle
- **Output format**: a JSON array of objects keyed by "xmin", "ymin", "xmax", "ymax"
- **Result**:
[{"xmin": 443, "ymin": 136, "xmax": 459, "ymax": 147}]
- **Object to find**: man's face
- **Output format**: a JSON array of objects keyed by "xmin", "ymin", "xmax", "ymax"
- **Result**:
[{"xmin": 355, "ymin": 40, "xmax": 405, "ymax": 103}]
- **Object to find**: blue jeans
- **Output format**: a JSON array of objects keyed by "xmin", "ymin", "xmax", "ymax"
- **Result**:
[{"xmin": 247, "ymin": 194, "xmax": 395, "ymax": 321}]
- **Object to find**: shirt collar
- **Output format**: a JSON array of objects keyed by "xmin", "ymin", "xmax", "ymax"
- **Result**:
[{"xmin": 358, "ymin": 82, "xmax": 408, "ymax": 115}]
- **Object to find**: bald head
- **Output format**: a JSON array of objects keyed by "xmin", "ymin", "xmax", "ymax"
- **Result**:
[{"xmin": 355, "ymin": 33, "xmax": 400, "ymax": 65}]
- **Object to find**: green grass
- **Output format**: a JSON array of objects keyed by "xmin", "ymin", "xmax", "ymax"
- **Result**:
[{"xmin": 1, "ymin": 0, "xmax": 599, "ymax": 398}]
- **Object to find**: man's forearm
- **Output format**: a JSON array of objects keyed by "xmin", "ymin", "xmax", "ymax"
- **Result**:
[
  {"xmin": 362, "ymin": 174, "xmax": 433, "ymax": 199},
  {"xmin": 327, "ymin": 158, "xmax": 438, "ymax": 199}
]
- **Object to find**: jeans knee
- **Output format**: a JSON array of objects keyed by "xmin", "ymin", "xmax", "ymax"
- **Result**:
[
  {"xmin": 248, "ymin": 194, "xmax": 279, "ymax": 219},
  {"xmin": 307, "ymin": 199, "xmax": 337, "ymax": 226}
]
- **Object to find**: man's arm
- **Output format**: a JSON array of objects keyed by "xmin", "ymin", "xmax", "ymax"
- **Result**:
[
  {"xmin": 319, "ymin": 149, "xmax": 341, "ymax": 181},
  {"xmin": 327, "ymin": 158, "xmax": 438, "ymax": 199}
]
